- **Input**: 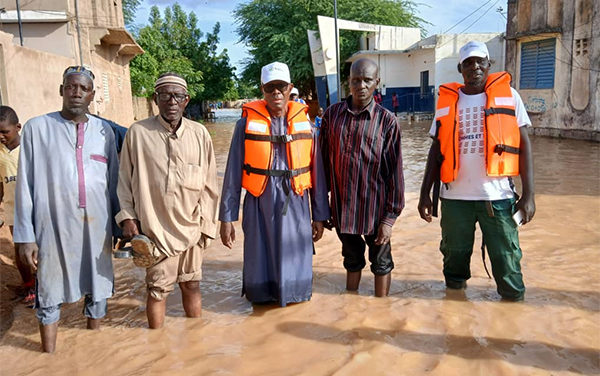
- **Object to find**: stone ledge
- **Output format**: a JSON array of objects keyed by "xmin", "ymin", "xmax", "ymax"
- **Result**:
[{"xmin": 531, "ymin": 127, "xmax": 600, "ymax": 142}]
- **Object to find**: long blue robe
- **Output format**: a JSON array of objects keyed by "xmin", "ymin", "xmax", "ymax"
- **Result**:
[
  {"xmin": 219, "ymin": 116, "xmax": 330, "ymax": 306},
  {"xmin": 13, "ymin": 112, "xmax": 119, "ymax": 308}
]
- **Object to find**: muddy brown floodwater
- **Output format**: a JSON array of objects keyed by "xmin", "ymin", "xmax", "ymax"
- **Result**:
[{"xmin": 1, "ymin": 109, "xmax": 598, "ymax": 375}]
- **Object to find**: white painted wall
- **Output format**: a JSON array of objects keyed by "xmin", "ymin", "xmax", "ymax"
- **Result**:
[
  {"xmin": 346, "ymin": 33, "xmax": 505, "ymax": 104},
  {"xmin": 381, "ymin": 49, "xmax": 435, "ymax": 88},
  {"xmin": 348, "ymin": 49, "xmax": 434, "ymax": 87},
  {"xmin": 433, "ymin": 33, "xmax": 505, "ymax": 89},
  {"xmin": 368, "ymin": 26, "xmax": 421, "ymax": 51}
]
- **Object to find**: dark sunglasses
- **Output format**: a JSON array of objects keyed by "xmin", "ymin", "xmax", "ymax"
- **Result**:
[
  {"xmin": 156, "ymin": 92, "xmax": 189, "ymax": 103},
  {"xmin": 263, "ymin": 82, "xmax": 289, "ymax": 93}
]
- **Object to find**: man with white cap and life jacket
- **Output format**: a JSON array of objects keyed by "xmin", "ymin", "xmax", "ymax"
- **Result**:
[
  {"xmin": 418, "ymin": 40, "xmax": 536, "ymax": 301},
  {"xmin": 219, "ymin": 62, "xmax": 329, "ymax": 307},
  {"xmin": 116, "ymin": 72, "xmax": 219, "ymax": 328}
]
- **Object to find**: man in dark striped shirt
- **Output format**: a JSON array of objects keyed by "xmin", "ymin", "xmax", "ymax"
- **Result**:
[{"xmin": 321, "ymin": 58, "xmax": 405, "ymax": 297}]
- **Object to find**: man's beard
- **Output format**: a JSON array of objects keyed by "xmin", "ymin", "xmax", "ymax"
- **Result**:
[{"xmin": 64, "ymin": 105, "xmax": 87, "ymax": 117}]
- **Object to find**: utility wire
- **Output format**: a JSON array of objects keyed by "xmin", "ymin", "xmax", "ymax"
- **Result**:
[
  {"xmin": 457, "ymin": 0, "xmax": 501, "ymax": 35},
  {"xmin": 556, "ymin": 35, "xmax": 600, "ymax": 72},
  {"xmin": 437, "ymin": 0, "xmax": 503, "ymax": 50},
  {"xmin": 555, "ymin": 56, "xmax": 600, "ymax": 72},
  {"xmin": 443, "ymin": 0, "xmax": 494, "ymax": 33}
]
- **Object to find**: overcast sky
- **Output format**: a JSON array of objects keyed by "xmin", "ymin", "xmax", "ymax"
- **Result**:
[{"xmin": 133, "ymin": 0, "xmax": 508, "ymax": 73}]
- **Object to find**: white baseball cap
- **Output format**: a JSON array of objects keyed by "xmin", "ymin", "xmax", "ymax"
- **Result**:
[
  {"xmin": 459, "ymin": 41, "xmax": 489, "ymax": 64},
  {"xmin": 261, "ymin": 62, "xmax": 291, "ymax": 84},
  {"xmin": 290, "ymin": 87, "xmax": 299, "ymax": 96}
]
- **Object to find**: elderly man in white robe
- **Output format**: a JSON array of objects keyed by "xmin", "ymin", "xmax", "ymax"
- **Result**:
[{"xmin": 14, "ymin": 66, "xmax": 119, "ymax": 353}]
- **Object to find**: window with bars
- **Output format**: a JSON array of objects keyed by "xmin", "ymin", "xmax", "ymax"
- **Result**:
[
  {"xmin": 575, "ymin": 38, "xmax": 589, "ymax": 56},
  {"xmin": 519, "ymin": 38, "xmax": 556, "ymax": 89}
]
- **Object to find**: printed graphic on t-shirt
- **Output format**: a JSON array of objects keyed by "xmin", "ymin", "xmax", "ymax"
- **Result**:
[{"xmin": 458, "ymin": 105, "xmax": 485, "ymax": 155}]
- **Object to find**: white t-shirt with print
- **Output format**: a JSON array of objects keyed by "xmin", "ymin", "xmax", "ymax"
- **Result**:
[{"xmin": 429, "ymin": 87, "xmax": 531, "ymax": 200}]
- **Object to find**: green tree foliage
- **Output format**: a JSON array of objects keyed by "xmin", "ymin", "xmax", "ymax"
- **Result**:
[
  {"xmin": 234, "ymin": 79, "xmax": 261, "ymax": 100},
  {"xmin": 129, "ymin": 4, "xmax": 236, "ymax": 102},
  {"xmin": 197, "ymin": 23, "xmax": 238, "ymax": 101},
  {"xmin": 234, "ymin": 0, "xmax": 424, "ymax": 94},
  {"xmin": 122, "ymin": 0, "xmax": 141, "ymax": 28},
  {"xmin": 130, "ymin": 5, "xmax": 203, "ymax": 98}
]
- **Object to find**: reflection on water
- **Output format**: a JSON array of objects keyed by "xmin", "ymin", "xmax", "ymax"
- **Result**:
[
  {"xmin": 531, "ymin": 136, "xmax": 600, "ymax": 196},
  {"xmin": 1, "ymin": 113, "xmax": 598, "ymax": 375}
]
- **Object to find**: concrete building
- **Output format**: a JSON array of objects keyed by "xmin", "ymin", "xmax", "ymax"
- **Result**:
[
  {"xmin": 308, "ymin": 17, "xmax": 504, "ymax": 115},
  {"xmin": 308, "ymin": 16, "xmax": 421, "ymax": 109},
  {"xmin": 505, "ymin": 0, "xmax": 599, "ymax": 141},
  {"xmin": 347, "ymin": 33, "xmax": 505, "ymax": 115},
  {"xmin": 0, "ymin": 0, "xmax": 142, "ymax": 125}
]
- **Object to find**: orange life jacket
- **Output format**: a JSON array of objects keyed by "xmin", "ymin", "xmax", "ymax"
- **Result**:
[
  {"xmin": 434, "ymin": 71, "xmax": 521, "ymax": 183},
  {"xmin": 241, "ymin": 100, "xmax": 313, "ymax": 197}
]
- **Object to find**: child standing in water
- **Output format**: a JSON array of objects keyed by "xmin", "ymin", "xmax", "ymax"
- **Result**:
[{"xmin": 0, "ymin": 105, "xmax": 34, "ymax": 304}]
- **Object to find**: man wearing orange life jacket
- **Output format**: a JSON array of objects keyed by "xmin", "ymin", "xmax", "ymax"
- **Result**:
[
  {"xmin": 219, "ymin": 62, "xmax": 330, "ymax": 306},
  {"xmin": 418, "ymin": 41, "xmax": 535, "ymax": 301}
]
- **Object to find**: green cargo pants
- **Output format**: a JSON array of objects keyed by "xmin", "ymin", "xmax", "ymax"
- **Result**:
[{"xmin": 440, "ymin": 198, "xmax": 525, "ymax": 300}]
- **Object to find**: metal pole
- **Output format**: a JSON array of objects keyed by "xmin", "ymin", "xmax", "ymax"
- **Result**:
[
  {"xmin": 74, "ymin": 0, "xmax": 83, "ymax": 65},
  {"xmin": 15, "ymin": 0, "xmax": 23, "ymax": 46},
  {"xmin": 333, "ymin": 0, "xmax": 340, "ymax": 103}
]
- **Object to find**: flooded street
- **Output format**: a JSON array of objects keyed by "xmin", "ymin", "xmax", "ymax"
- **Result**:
[{"xmin": 1, "ymin": 108, "xmax": 598, "ymax": 375}]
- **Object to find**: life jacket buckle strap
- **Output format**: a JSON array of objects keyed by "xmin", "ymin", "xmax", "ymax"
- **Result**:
[
  {"xmin": 494, "ymin": 144, "xmax": 520, "ymax": 155},
  {"xmin": 282, "ymin": 133, "xmax": 312, "ymax": 142},
  {"xmin": 245, "ymin": 133, "xmax": 312, "ymax": 143},
  {"xmin": 270, "ymin": 134, "xmax": 293, "ymax": 143},
  {"xmin": 484, "ymin": 107, "xmax": 516, "ymax": 117},
  {"xmin": 243, "ymin": 164, "xmax": 310, "ymax": 178}
]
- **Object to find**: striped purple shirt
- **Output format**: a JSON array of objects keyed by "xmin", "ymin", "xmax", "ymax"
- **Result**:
[{"xmin": 321, "ymin": 97, "xmax": 405, "ymax": 235}]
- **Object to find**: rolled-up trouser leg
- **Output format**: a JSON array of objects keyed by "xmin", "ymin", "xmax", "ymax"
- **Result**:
[
  {"xmin": 36, "ymin": 304, "xmax": 61, "ymax": 325},
  {"xmin": 146, "ymin": 244, "xmax": 204, "ymax": 301},
  {"xmin": 364, "ymin": 234, "xmax": 394, "ymax": 275},
  {"xmin": 336, "ymin": 231, "xmax": 367, "ymax": 272},
  {"xmin": 82, "ymin": 295, "xmax": 108, "ymax": 319}
]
